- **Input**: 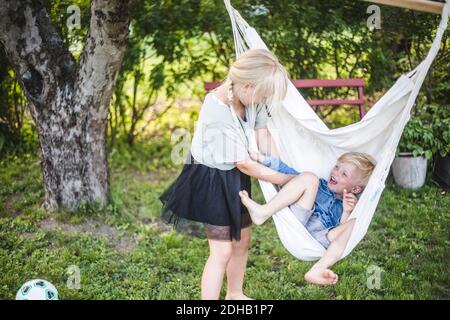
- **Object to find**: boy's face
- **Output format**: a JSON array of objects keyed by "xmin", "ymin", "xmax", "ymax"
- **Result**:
[{"xmin": 327, "ymin": 161, "xmax": 363, "ymax": 195}]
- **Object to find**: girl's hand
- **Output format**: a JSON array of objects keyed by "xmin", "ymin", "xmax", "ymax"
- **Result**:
[{"xmin": 343, "ymin": 189, "xmax": 358, "ymax": 214}]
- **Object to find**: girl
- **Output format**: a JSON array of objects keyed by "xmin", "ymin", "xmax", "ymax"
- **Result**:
[{"xmin": 160, "ymin": 49, "xmax": 292, "ymax": 300}]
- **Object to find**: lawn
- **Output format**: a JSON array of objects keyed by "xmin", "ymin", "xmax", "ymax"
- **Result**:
[{"xmin": 0, "ymin": 146, "xmax": 449, "ymax": 300}]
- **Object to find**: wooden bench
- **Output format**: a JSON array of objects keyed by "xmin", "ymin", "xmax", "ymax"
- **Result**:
[{"xmin": 205, "ymin": 78, "xmax": 367, "ymax": 119}]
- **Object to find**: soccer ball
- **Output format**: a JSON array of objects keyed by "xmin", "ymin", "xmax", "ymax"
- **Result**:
[{"xmin": 16, "ymin": 279, "xmax": 59, "ymax": 300}]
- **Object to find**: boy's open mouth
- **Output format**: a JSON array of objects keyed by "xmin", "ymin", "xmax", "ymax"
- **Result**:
[{"xmin": 329, "ymin": 176, "xmax": 338, "ymax": 185}]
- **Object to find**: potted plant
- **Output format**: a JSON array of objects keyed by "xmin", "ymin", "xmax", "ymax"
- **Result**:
[{"xmin": 393, "ymin": 116, "xmax": 434, "ymax": 189}]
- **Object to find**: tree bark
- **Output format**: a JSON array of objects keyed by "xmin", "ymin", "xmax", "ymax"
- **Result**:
[{"xmin": 0, "ymin": 0, "xmax": 131, "ymax": 211}]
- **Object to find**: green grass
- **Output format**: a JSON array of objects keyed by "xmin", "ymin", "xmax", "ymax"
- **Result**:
[{"xmin": 0, "ymin": 148, "xmax": 449, "ymax": 300}]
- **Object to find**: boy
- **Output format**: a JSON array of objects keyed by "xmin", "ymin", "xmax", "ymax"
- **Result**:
[{"xmin": 240, "ymin": 151, "xmax": 376, "ymax": 285}]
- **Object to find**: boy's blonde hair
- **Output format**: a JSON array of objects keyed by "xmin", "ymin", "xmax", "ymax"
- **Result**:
[
  {"xmin": 227, "ymin": 49, "xmax": 289, "ymax": 113},
  {"xmin": 338, "ymin": 152, "xmax": 376, "ymax": 185}
]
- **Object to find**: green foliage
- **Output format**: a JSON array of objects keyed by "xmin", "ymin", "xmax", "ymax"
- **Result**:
[
  {"xmin": 398, "ymin": 117, "xmax": 434, "ymax": 159},
  {"xmin": 428, "ymin": 104, "xmax": 450, "ymax": 158},
  {"xmin": 2, "ymin": 0, "xmax": 448, "ymax": 144},
  {"xmin": 45, "ymin": 0, "xmax": 91, "ymax": 59},
  {"xmin": 0, "ymin": 54, "xmax": 26, "ymax": 143},
  {"xmin": 399, "ymin": 104, "xmax": 450, "ymax": 160},
  {"xmin": 0, "ymin": 121, "xmax": 39, "ymax": 159},
  {"xmin": 129, "ymin": 0, "xmax": 449, "ymax": 128}
]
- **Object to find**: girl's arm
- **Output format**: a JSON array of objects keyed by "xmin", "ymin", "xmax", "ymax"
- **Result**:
[
  {"xmin": 259, "ymin": 154, "xmax": 299, "ymax": 175},
  {"xmin": 255, "ymin": 128, "xmax": 280, "ymax": 158},
  {"xmin": 255, "ymin": 128, "xmax": 298, "ymax": 175},
  {"xmin": 236, "ymin": 158, "xmax": 295, "ymax": 185}
]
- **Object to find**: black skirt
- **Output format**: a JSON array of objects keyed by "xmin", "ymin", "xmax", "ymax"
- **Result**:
[{"xmin": 159, "ymin": 155, "xmax": 252, "ymax": 241}]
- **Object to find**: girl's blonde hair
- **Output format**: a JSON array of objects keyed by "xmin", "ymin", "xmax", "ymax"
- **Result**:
[
  {"xmin": 338, "ymin": 152, "xmax": 377, "ymax": 186},
  {"xmin": 226, "ymin": 49, "xmax": 289, "ymax": 113}
]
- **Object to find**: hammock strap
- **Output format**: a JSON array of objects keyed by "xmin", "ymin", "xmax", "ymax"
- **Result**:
[{"xmin": 378, "ymin": 0, "xmax": 449, "ymax": 184}]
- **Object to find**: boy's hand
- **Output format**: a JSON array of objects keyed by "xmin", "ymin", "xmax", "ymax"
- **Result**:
[{"xmin": 343, "ymin": 189, "xmax": 358, "ymax": 214}]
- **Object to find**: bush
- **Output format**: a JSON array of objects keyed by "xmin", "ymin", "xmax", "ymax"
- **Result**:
[
  {"xmin": 398, "ymin": 104, "xmax": 450, "ymax": 160},
  {"xmin": 398, "ymin": 116, "xmax": 434, "ymax": 160},
  {"xmin": 428, "ymin": 104, "xmax": 450, "ymax": 158}
]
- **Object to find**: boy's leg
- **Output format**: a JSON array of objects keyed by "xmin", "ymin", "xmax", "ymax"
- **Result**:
[
  {"xmin": 305, "ymin": 219, "xmax": 356, "ymax": 285},
  {"xmin": 239, "ymin": 172, "xmax": 319, "ymax": 225},
  {"xmin": 326, "ymin": 219, "xmax": 354, "ymax": 243},
  {"xmin": 225, "ymin": 226, "xmax": 252, "ymax": 300}
]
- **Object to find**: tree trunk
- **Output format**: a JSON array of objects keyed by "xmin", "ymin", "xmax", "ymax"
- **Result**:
[{"xmin": 0, "ymin": 0, "xmax": 131, "ymax": 211}]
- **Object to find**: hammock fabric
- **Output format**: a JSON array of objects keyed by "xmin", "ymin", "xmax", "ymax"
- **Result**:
[{"xmin": 224, "ymin": 0, "xmax": 450, "ymax": 261}]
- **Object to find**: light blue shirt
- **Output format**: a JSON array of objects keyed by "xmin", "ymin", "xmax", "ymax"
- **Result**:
[{"xmin": 190, "ymin": 93, "xmax": 269, "ymax": 170}]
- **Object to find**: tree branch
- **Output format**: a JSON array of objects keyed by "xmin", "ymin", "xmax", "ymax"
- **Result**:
[
  {"xmin": 76, "ymin": 0, "xmax": 131, "ymax": 114},
  {"xmin": 0, "ymin": 0, "xmax": 77, "ymax": 106}
]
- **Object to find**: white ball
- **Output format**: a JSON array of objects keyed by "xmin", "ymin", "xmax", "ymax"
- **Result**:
[{"xmin": 16, "ymin": 279, "xmax": 59, "ymax": 300}]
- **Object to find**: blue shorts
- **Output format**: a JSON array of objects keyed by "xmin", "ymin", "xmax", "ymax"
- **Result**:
[{"xmin": 289, "ymin": 203, "xmax": 331, "ymax": 248}]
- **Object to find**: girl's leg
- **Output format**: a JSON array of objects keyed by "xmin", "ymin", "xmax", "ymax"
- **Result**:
[
  {"xmin": 225, "ymin": 226, "xmax": 252, "ymax": 300},
  {"xmin": 201, "ymin": 238, "xmax": 233, "ymax": 300},
  {"xmin": 304, "ymin": 219, "xmax": 356, "ymax": 285},
  {"xmin": 239, "ymin": 172, "xmax": 319, "ymax": 225}
]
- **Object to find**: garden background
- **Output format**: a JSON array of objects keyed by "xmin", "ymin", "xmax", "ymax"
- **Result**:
[{"xmin": 0, "ymin": 0, "xmax": 448, "ymax": 299}]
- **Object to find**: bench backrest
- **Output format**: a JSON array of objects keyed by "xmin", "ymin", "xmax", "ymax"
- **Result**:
[{"xmin": 204, "ymin": 78, "xmax": 366, "ymax": 119}]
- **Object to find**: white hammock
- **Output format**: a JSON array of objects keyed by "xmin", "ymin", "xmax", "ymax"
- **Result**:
[{"xmin": 224, "ymin": 0, "xmax": 450, "ymax": 261}]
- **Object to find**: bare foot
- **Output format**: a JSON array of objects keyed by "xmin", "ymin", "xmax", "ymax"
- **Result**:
[
  {"xmin": 225, "ymin": 293, "xmax": 253, "ymax": 300},
  {"xmin": 304, "ymin": 267, "xmax": 339, "ymax": 286},
  {"xmin": 239, "ymin": 190, "xmax": 270, "ymax": 225}
]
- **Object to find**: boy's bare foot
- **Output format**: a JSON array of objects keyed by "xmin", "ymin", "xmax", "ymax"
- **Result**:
[
  {"xmin": 304, "ymin": 267, "xmax": 339, "ymax": 286},
  {"xmin": 225, "ymin": 293, "xmax": 253, "ymax": 300},
  {"xmin": 239, "ymin": 190, "xmax": 270, "ymax": 225}
]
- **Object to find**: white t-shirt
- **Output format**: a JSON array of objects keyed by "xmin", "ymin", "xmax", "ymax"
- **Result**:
[{"xmin": 190, "ymin": 92, "xmax": 269, "ymax": 170}]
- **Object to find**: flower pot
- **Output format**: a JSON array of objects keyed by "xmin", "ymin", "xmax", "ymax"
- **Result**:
[
  {"xmin": 392, "ymin": 154, "xmax": 427, "ymax": 189},
  {"xmin": 434, "ymin": 155, "xmax": 450, "ymax": 187}
]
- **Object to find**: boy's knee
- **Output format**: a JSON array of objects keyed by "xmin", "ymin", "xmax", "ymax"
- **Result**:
[
  {"xmin": 300, "ymin": 172, "xmax": 319, "ymax": 187},
  {"xmin": 327, "ymin": 229, "xmax": 339, "ymax": 243}
]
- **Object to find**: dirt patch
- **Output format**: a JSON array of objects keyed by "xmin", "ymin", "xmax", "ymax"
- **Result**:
[{"xmin": 39, "ymin": 217, "xmax": 137, "ymax": 254}]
